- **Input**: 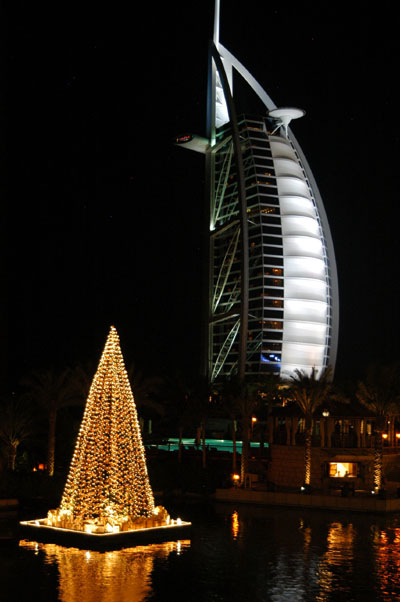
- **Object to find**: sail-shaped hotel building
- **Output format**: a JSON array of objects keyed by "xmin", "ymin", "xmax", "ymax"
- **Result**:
[{"xmin": 177, "ymin": 2, "xmax": 339, "ymax": 382}]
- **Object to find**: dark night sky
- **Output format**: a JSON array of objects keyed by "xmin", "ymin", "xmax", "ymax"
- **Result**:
[{"xmin": 2, "ymin": 1, "xmax": 400, "ymax": 386}]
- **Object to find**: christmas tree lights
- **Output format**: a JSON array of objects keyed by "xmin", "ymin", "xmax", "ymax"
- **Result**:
[{"xmin": 39, "ymin": 326, "xmax": 176, "ymax": 535}]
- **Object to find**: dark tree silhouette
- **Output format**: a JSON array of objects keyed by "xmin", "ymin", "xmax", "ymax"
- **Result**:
[
  {"xmin": 22, "ymin": 367, "xmax": 84, "ymax": 476},
  {"xmin": 0, "ymin": 395, "xmax": 34, "ymax": 470},
  {"xmin": 356, "ymin": 362, "xmax": 400, "ymax": 490}
]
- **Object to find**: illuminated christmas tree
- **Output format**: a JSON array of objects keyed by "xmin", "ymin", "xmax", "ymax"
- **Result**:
[{"xmin": 46, "ymin": 326, "xmax": 170, "ymax": 534}]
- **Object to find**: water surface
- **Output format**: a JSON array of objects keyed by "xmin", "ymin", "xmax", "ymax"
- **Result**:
[{"xmin": 2, "ymin": 502, "xmax": 400, "ymax": 601}]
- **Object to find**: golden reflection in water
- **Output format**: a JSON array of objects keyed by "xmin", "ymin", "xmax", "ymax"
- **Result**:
[
  {"xmin": 315, "ymin": 522, "xmax": 355, "ymax": 602},
  {"xmin": 19, "ymin": 539, "xmax": 190, "ymax": 602},
  {"xmin": 300, "ymin": 521, "xmax": 311, "ymax": 553},
  {"xmin": 374, "ymin": 526, "xmax": 400, "ymax": 600},
  {"xmin": 231, "ymin": 511, "xmax": 240, "ymax": 540}
]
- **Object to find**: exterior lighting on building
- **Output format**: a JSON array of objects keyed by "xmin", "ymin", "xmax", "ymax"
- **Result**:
[
  {"xmin": 32, "ymin": 463, "xmax": 46, "ymax": 472},
  {"xmin": 177, "ymin": 0, "xmax": 338, "ymax": 383},
  {"xmin": 251, "ymin": 416, "xmax": 258, "ymax": 439},
  {"xmin": 322, "ymin": 410, "xmax": 330, "ymax": 418},
  {"xmin": 382, "ymin": 434, "xmax": 388, "ymax": 439},
  {"xmin": 175, "ymin": 134, "xmax": 193, "ymax": 144}
]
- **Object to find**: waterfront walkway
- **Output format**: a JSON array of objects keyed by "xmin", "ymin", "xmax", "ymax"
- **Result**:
[{"xmin": 215, "ymin": 487, "xmax": 400, "ymax": 513}]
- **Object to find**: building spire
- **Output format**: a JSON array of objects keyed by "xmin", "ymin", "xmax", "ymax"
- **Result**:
[{"xmin": 213, "ymin": 0, "xmax": 220, "ymax": 46}]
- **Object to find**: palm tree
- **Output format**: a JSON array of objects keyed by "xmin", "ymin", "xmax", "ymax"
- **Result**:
[
  {"xmin": 218, "ymin": 376, "xmax": 261, "ymax": 483},
  {"xmin": 0, "ymin": 396, "xmax": 34, "ymax": 470},
  {"xmin": 22, "ymin": 367, "xmax": 84, "ymax": 476},
  {"xmin": 218, "ymin": 378, "xmax": 240, "ymax": 474},
  {"xmin": 175, "ymin": 384, "xmax": 194, "ymax": 465},
  {"xmin": 126, "ymin": 361, "xmax": 165, "ymax": 431},
  {"xmin": 175, "ymin": 393, "xmax": 193, "ymax": 463},
  {"xmin": 191, "ymin": 376, "xmax": 215, "ymax": 469},
  {"xmin": 356, "ymin": 362, "xmax": 400, "ymax": 491},
  {"xmin": 160, "ymin": 371, "xmax": 196, "ymax": 462},
  {"xmin": 237, "ymin": 380, "xmax": 262, "ymax": 483},
  {"xmin": 287, "ymin": 367, "xmax": 332, "ymax": 488}
]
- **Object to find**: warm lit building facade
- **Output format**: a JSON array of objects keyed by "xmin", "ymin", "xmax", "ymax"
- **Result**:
[
  {"xmin": 267, "ymin": 403, "xmax": 400, "ymax": 492},
  {"xmin": 177, "ymin": 1, "xmax": 339, "ymax": 382}
]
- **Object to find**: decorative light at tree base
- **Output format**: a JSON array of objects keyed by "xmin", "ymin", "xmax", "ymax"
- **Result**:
[
  {"xmin": 45, "ymin": 504, "xmax": 174, "ymax": 534},
  {"xmin": 20, "ymin": 326, "xmax": 190, "ymax": 542}
]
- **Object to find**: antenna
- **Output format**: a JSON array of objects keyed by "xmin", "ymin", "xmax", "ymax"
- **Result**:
[{"xmin": 214, "ymin": 0, "xmax": 220, "ymax": 46}]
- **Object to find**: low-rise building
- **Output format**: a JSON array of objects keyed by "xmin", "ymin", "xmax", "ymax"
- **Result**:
[{"xmin": 267, "ymin": 402, "xmax": 400, "ymax": 492}]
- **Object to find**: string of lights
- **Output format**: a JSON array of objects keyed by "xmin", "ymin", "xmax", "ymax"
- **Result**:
[{"xmin": 46, "ymin": 326, "xmax": 170, "ymax": 534}]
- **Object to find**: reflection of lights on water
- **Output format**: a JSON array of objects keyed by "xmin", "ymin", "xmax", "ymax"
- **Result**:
[
  {"xmin": 298, "ymin": 519, "xmax": 311, "ymax": 550},
  {"xmin": 315, "ymin": 522, "xmax": 355, "ymax": 601},
  {"xmin": 327, "ymin": 522, "xmax": 355, "ymax": 553},
  {"xmin": 303, "ymin": 527, "xmax": 311, "ymax": 550},
  {"xmin": 231, "ymin": 511, "xmax": 239, "ymax": 540},
  {"xmin": 19, "ymin": 539, "xmax": 191, "ymax": 602},
  {"xmin": 374, "ymin": 526, "xmax": 400, "ymax": 597}
]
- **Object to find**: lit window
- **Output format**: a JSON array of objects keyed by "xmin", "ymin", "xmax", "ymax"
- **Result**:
[{"xmin": 329, "ymin": 462, "xmax": 357, "ymax": 478}]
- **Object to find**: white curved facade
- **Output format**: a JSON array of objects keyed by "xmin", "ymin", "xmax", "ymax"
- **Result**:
[
  {"xmin": 206, "ymin": 111, "xmax": 338, "ymax": 381},
  {"xmin": 179, "ymin": 1, "xmax": 338, "ymax": 381},
  {"xmin": 269, "ymin": 136, "xmax": 331, "ymax": 377}
]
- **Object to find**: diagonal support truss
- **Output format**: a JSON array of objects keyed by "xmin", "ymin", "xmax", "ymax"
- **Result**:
[
  {"xmin": 229, "ymin": 327, "xmax": 263, "ymax": 375},
  {"xmin": 211, "ymin": 318, "xmax": 240, "ymax": 382},
  {"xmin": 212, "ymin": 140, "xmax": 233, "ymax": 227},
  {"xmin": 212, "ymin": 225, "xmax": 240, "ymax": 313}
]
